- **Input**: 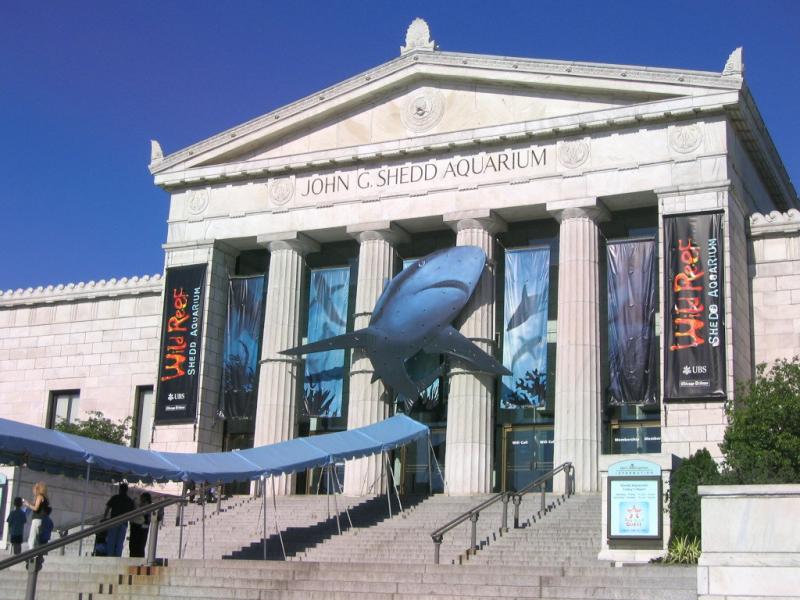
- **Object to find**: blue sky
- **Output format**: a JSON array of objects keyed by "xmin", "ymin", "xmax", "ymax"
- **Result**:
[{"xmin": 1, "ymin": 1, "xmax": 798, "ymax": 291}]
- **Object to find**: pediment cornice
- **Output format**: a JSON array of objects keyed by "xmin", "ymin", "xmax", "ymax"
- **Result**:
[{"xmin": 150, "ymin": 49, "xmax": 740, "ymax": 176}]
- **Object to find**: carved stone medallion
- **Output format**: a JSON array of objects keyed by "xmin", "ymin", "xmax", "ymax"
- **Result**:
[
  {"xmin": 669, "ymin": 124, "xmax": 703, "ymax": 154},
  {"xmin": 558, "ymin": 139, "xmax": 590, "ymax": 169},
  {"xmin": 401, "ymin": 89, "xmax": 445, "ymax": 133},
  {"xmin": 187, "ymin": 189, "xmax": 210, "ymax": 215},
  {"xmin": 269, "ymin": 177, "xmax": 295, "ymax": 206}
]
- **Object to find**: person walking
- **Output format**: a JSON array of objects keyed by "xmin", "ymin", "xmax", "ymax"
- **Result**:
[
  {"xmin": 5, "ymin": 497, "xmax": 26, "ymax": 555},
  {"xmin": 23, "ymin": 482, "xmax": 49, "ymax": 551},
  {"xmin": 128, "ymin": 493, "xmax": 152, "ymax": 558},
  {"xmin": 104, "ymin": 483, "xmax": 135, "ymax": 557}
]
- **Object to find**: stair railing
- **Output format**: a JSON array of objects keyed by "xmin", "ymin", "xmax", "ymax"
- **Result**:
[
  {"xmin": 0, "ymin": 494, "xmax": 184, "ymax": 600},
  {"xmin": 429, "ymin": 461, "xmax": 573, "ymax": 564}
]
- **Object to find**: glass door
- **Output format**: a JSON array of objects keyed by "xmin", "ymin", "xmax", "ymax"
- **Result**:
[
  {"xmin": 400, "ymin": 428, "xmax": 445, "ymax": 494},
  {"xmin": 501, "ymin": 425, "xmax": 554, "ymax": 492}
]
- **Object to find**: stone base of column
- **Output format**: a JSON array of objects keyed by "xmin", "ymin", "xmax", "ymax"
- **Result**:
[
  {"xmin": 344, "ymin": 367, "xmax": 388, "ymax": 496},
  {"xmin": 553, "ymin": 438, "xmax": 599, "ymax": 493}
]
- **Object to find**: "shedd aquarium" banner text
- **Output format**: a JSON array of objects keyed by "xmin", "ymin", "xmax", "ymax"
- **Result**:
[
  {"xmin": 155, "ymin": 264, "xmax": 207, "ymax": 423},
  {"xmin": 663, "ymin": 212, "xmax": 726, "ymax": 400}
]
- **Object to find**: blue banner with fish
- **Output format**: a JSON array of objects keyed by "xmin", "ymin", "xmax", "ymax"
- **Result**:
[
  {"xmin": 219, "ymin": 275, "xmax": 265, "ymax": 432},
  {"xmin": 303, "ymin": 267, "xmax": 351, "ymax": 418},
  {"xmin": 500, "ymin": 247, "xmax": 550, "ymax": 408}
]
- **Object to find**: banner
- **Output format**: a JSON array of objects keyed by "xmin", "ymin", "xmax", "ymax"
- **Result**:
[
  {"xmin": 607, "ymin": 240, "xmax": 658, "ymax": 405},
  {"xmin": 664, "ymin": 212, "xmax": 726, "ymax": 400},
  {"xmin": 218, "ymin": 275, "xmax": 266, "ymax": 433},
  {"xmin": 155, "ymin": 264, "xmax": 207, "ymax": 423},
  {"xmin": 500, "ymin": 247, "xmax": 550, "ymax": 408},
  {"xmin": 303, "ymin": 267, "xmax": 351, "ymax": 418},
  {"xmin": 401, "ymin": 258, "xmax": 442, "ymax": 412}
]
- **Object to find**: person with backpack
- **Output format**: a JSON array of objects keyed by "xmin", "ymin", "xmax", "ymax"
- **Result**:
[{"xmin": 38, "ymin": 506, "xmax": 54, "ymax": 546}]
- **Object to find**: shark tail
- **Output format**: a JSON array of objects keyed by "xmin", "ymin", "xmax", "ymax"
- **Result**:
[{"xmin": 279, "ymin": 328, "xmax": 373, "ymax": 357}]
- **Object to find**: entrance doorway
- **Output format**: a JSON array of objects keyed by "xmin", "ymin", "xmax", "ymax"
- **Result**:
[
  {"xmin": 400, "ymin": 428, "xmax": 445, "ymax": 495},
  {"xmin": 501, "ymin": 425, "xmax": 554, "ymax": 492}
]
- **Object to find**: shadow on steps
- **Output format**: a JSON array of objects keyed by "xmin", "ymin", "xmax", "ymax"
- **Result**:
[{"xmin": 224, "ymin": 494, "xmax": 428, "ymax": 560}]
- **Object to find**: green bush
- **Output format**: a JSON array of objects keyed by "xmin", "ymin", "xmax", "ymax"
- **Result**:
[
  {"xmin": 668, "ymin": 448, "xmax": 719, "ymax": 542},
  {"xmin": 55, "ymin": 411, "xmax": 131, "ymax": 445},
  {"xmin": 721, "ymin": 359, "xmax": 800, "ymax": 484}
]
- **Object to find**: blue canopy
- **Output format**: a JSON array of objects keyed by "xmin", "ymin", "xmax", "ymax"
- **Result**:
[{"xmin": 0, "ymin": 415, "xmax": 429, "ymax": 484}]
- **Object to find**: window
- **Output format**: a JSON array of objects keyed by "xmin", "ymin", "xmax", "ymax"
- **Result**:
[
  {"xmin": 132, "ymin": 386, "xmax": 155, "ymax": 449},
  {"xmin": 47, "ymin": 390, "xmax": 80, "ymax": 428}
]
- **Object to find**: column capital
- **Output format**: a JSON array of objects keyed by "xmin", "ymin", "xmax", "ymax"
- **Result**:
[
  {"xmin": 546, "ymin": 197, "xmax": 609, "ymax": 223},
  {"xmin": 443, "ymin": 209, "xmax": 507, "ymax": 235},
  {"xmin": 256, "ymin": 231, "xmax": 320, "ymax": 255},
  {"xmin": 346, "ymin": 221, "xmax": 410, "ymax": 245}
]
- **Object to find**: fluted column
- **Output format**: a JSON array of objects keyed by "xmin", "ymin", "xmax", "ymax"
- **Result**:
[
  {"xmin": 254, "ymin": 232, "xmax": 319, "ymax": 495},
  {"xmin": 343, "ymin": 222, "xmax": 409, "ymax": 496},
  {"xmin": 443, "ymin": 210, "xmax": 507, "ymax": 495},
  {"xmin": 548, "ymin": 198, "xmax": 608, "ymax": 493}
]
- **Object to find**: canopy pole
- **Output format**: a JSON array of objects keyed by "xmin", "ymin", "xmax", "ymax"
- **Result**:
[
  {"xmin": 332, "ymin": 465, "xmax": 353, "ymax": 530},
  {"xmin": 178, "ymin": 484, "xmax": 186, "ymax": 559},
  {"xmin": 427, "ymin": 432, "xmax": 433, "ymax": 496},
  {"xmin": 77, "ymin": 462, "xmax": 91, "ymax": 556},
  {"xmin": 262, "ymin": 476, "xmax": 268, "ymax": 561},
  {"xmin": 330, "ymin": 465, "xmax": 341, "ymax": 535},
  {"xmin": 383, "ymin": 452, "xmax": 392, "ymax": 518},
  {"xmin": 201, "ymin": 483, "xmax": 206, "ymax": 561},
  {"xmin": 429, "ymin": 437, "xmax": 448, "ymax": 495},
  {"xmin": 325, "ymin": 467, "xmax": 331, "ymax": 519},
  {"xmin": 386, "ymin": 451, "xmax": 403, "ymax": 513},
  {"xmin": 270, "ymin": 476, "xmax": 286, "ymax": 560}
]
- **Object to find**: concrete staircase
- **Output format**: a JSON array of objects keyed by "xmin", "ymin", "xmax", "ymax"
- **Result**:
[{"xmin": 0, "ymin": 492, "xmax": 697, "ymax": 599}]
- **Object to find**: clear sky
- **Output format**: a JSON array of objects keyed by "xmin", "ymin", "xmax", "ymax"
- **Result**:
[{"xmin": 1, "ymin": 1, "xmax": 798, "ymax": 291}]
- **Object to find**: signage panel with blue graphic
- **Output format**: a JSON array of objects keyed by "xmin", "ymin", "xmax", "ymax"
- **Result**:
[{"xmin": 607, "ymin": 459, "xmax": 663, "ymax": 540}]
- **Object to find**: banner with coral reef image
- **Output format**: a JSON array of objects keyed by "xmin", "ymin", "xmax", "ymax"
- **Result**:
[
  {"xmin": 500, "ymin": 247, "xmax": 550, "ymax": 408},
  {"xmin": 219, "ymin": 275, "xmax": 265, "ymax": 433},
  {"xmin": 302, "ymin": 266, "xmax": 351, "ymax": 418}
]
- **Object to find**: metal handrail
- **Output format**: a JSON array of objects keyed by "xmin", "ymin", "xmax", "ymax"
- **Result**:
[
  {"xmin": 509, "ymin": 461, "xmax": 574, "ymax": 529},
  {"xmin": 0, "ymin": 495, "xmax": 183, "ymax": 600},
  {"xmin": 429, "ymin": 462, "xmax": 573, "ymax": 564}
]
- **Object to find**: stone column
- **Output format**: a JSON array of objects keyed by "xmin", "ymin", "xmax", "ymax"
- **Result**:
[
  {"xmin": 548, "ymin": 198, "xmax": 608, "ymax": 494},
  {"xmin": 254, "ymin": 232, "xmax": 319, "ymax": 495},
  {"xmin": 343, "ymin": 222, "xmax": 409, "ymax": 496},
  {"xmin": 443, "ymin": 209, "xmax": 506, "ymax": 495}
]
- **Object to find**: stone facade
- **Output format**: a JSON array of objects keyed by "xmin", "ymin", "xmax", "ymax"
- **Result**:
[
  {"xmin": 1, "ymin": 25, "xmax": 798, "ymax": 496},
  {"xmin": 0, "ymin": 277, "xmax": 161, "ymax": 429}
]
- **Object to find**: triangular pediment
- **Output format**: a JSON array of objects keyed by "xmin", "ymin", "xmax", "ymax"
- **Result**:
[{"xmin": 151, "ymin": 49, "xmax": 742, "ymax": 175}]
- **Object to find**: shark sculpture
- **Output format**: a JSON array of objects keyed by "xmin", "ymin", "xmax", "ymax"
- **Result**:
[{"xmin": 281, "ymin": 246, "xmax": 511, "ymax": 400}]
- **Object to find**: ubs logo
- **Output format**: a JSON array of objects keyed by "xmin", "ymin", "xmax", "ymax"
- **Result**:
[{"xmin": 682, "ymin": 365, "xmax": 707, "ymax": 375}]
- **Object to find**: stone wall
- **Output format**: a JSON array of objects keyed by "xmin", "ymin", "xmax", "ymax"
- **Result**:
[
  {"xmin": 0, "ymin": 276, "xmax": 162, "ymax": 428},
  {"xmin": 698, "ymin": 484, "xmax": 800, "ymax": 599},
  {"xmin": 749, "ymin": 210, "xmax": 800, "ymax": 366}
]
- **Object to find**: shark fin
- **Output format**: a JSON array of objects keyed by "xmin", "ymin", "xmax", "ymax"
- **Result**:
[
  {"xmin": 279, "ymin": 328, "xmax": 372, "ymax": 357},
  {"xmin": 370, "ymin": 372, "xmax": 381, "ymax": 384},
  {"xmin": 425, "ymin": 325, "xmax": 511, "ymax": 376}
]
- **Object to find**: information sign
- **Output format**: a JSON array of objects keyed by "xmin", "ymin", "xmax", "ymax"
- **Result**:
[{"xmin": 607, "ymin": 459, "xmax": 663, "ymax": 540}]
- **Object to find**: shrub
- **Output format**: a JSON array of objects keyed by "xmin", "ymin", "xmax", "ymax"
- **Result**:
[
  {"xmin": 55, "ymin": 411, "xmax": 131, "ymax": 445},
  {"xmin": 668, "ymin": 448, "xmax": 719, "ymax": 542},
  {"xmin": 721, "ymin": 359, "xmax": 800, "ymax": 484},
  {"xmin": 665, "ymin": 535, "xmax": 701, "ymax": 564}
]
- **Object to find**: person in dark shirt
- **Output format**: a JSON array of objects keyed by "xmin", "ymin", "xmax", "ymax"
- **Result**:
[
  {"xmin": 103, "ymin": 483, "xmax": 135, "ymax": 557},
  {"xmin": 5, "ymin": 497, "xmax": 26, "ymax": 555}
]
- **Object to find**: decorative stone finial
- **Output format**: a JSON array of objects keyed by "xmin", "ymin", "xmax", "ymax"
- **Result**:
[
  {"xmin": 401, "ymin": 18, "xmax": 436, "ymax": 55},
  {"xmin": 722, "ymin": 47, "xmax": 743, "ymax": 76},
  {"xmin": 150, "ymin": 139, "xmax": 164, "ymax": 163}
]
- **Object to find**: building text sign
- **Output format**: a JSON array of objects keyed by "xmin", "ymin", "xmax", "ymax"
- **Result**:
[{"xmin": 607, "ymin": 459, "xmax": 662, "ymax": 541}]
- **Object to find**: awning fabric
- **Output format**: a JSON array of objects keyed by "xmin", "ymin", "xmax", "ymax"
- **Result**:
[{"xmin": 0, "ymin": 415, "xmax": 428, "ymax": 484}]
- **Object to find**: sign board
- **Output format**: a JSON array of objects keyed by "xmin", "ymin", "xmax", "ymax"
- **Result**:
[{"xmin": 607, "ymin": 459, "xmax": 663, "ymax": 540}]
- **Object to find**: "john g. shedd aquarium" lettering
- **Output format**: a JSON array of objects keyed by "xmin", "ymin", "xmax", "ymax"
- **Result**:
[{"xmin": 300, "ymin": 147, "xmax": 547, "ymax": 197}]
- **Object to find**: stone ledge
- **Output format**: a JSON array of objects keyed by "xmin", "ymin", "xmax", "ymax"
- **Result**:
[
  {"xmin": 699, "ymin": 483, "xmax": 800, "ymax": 497},
  {"xmin": 0, "ymin": 274, "xmax": 163, "ymax": 307},
  {"xmin": 749, "ymin": 209, "xmax": 800, "ymax": 237}
]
